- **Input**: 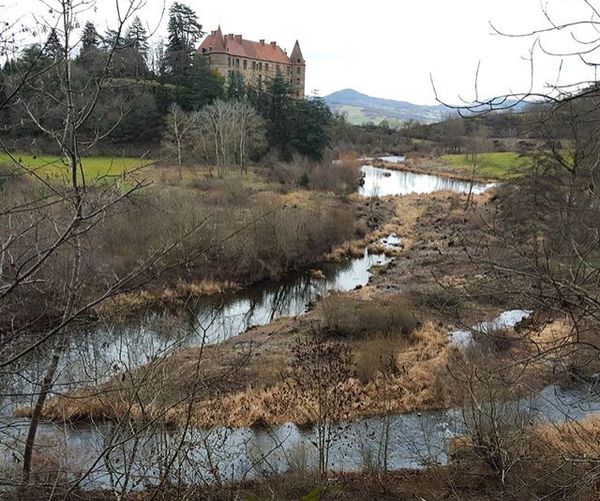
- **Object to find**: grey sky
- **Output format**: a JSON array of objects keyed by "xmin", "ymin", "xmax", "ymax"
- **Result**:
[{"xmin": 8, "ymin": 0, "xmax": 599, "ymax": 104}]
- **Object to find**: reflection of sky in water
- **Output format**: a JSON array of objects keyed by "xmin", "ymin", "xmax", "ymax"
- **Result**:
[
  {"xmin": 378, "ymin": 155, "xmax": 405, "ymax": 164},
  {"xmin": 0, "ymin": 250, "xmax": 390, "ymax": 413},
  {"xmin": 3, "ymin": 383, "xmax": 599, "ymax": 491},
  {"xmin": 359, "ymin": 165, "xmax": 494, "ymax": 197},
  {"xmin": 193, "ymin": 250, "xmax": 389, "ymax": 344},
  {"xmin": 450, "ymin": 310, "xmax": 531, "ymax": 347}
]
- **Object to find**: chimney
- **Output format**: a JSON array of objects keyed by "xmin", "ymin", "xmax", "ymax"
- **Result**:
[
  {"xmin": 228, "ymin": 33, "xmax": 234, "ymax": 39},
  {"xmin": 270, "ymin": 41, "xmax": 277, "ymax": 48},
  {"xmin": 211, "ymin": 30, "xmax": 216, "ymax": 36},
  {"xmin": 235, "ymin": 35, "xmax": 242, "ymax": 43},
  {"xmin": 260, "ymin": 39, "xmax": 265, "ymax": 45}
]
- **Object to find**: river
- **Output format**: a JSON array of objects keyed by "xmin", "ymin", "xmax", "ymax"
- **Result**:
[{"xmin": 3, "ymin": 166, "xmax": 596, "ymax": 491}]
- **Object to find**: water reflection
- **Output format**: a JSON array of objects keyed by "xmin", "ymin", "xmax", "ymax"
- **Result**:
[
  {"xmin": 378, "ymin": 155, "xmax": 405, "ymax": 164},
  {"xmin": 2, "ymin": 384, "xmax": 598, "ymax": 491},
  {"xmin": 359, "ymin": 165, "xmax": 494, "ymax": 197},
  {"xmin": 192, "ymin": 250, "xmax": 388, "ymax": 344}
]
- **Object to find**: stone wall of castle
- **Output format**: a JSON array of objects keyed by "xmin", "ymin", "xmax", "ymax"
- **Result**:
[{"xmin": 206, "ymin": 52, "xmax": 305, "ymax": 97}]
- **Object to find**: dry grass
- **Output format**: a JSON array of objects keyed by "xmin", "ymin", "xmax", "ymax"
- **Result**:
[
  {"xmin": 97, "ymin": 279, "xmax": 237, "ymax": 318},
  {"xmin": 319, "ymin": 294, "xmax": 418, "ymax": 339},
  {"xmin": 31, "ymin": 321, "xmax": 458, "ymax": 428},
  {"xmin": 534, "ymin": 415, "xmax": 600, "ymax": 458}
]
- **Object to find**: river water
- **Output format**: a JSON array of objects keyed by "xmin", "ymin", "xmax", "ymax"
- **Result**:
[
  {"xmin": 4, "ymin": 167, "xmax": 596, "ymax": 491},
  {"xmin": 359, "ymin": 165, "xmax": 494, "ymax": 197}
]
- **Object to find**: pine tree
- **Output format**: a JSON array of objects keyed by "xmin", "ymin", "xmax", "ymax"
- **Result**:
[
  {"xmin": 226, "ymin": 70, "xmax": 246, "ymax": 101},
  {"xmin": 164, "ymin": 2, "xmax": 203, "ymax": 80},
  {"xmin": 126, "ymin": 17, "xmax": 149, "ymax": 55},
  {"xmin": 77, "ymin": 22, "xmax": 103, "ymax": 73},
  {"xmin": 43, "ymin": 29, "xmax": 62, "ymax": 61},
  {"xmin": 81, "ymin": 22, "xmax": 99, "ymax": 50},
  {"xmin": 125, "ymin": 17, "xmax": 149, "ymax": 77},
  {"xmin": 103, "ymin": 29, "xmax": 126, "ymax": 50},
  {"xmin": 182, "ymin": 54, "xmax": 224, "ymax": 109}
]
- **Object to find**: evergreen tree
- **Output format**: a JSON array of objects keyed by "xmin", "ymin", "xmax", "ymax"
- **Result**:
[
  {"xmin": 43, "ymin": 29, "xmax": 62, "ymax": 61},
  {"xmin": 164, "ymin": 2, "xmax": 203, "ymax": 80},
  {"xmin": 249, "ymin": 74, "xmax": 333, "ymax": 161},
  {"xmin": 290, "ymin": 96, "xmax": 333, "ymax": 160},
  {"xmin": 226, "ymin": 70, "xmax": 246, "ymax": 101},
  {"xmin": 125, "ymin": 17, "xmax": 149, "ymax": 77},
  {"xmin": 180, "ymin": 54, "xmax": 224, "ymax": 109},
  {"xmin": 251, "ymin": 73, "xmax": 295, "ymax": 160},
  {"xmin": 77, "ymin": 22, "xmax": 103, "ymax": 73},
  {"xmin": 126, "ymin": 17, "xmax": 149, "ymax": 54},
  {"xmin": 81, "ymin": 22, "xmax": 99, "ymax": 50},
  {"xmin": 102, "ymin": 29, "xmax": 126, "ymax": 50}
]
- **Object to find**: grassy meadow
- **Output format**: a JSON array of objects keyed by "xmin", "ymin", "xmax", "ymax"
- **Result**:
[
  {"xmin": 439, "ymin": 151, "xmax": 530, "ymax": 179},
  {"xmin": 0, "ymin": 153, "xmax": 153, "ymax": 182}
]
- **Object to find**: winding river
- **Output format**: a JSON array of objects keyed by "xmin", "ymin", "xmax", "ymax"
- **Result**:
[{"xmin": 2, "ymin": 166, "xmax": 597, "ymax": 491}]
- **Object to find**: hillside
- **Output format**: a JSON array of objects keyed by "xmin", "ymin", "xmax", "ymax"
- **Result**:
[
  {"xmin": 324, "ymin": 88, "xmax": 529, "ymax": 125},
  {"xmin": 324, "ymin": 89, "xmax": 448, "ymax": 125}
]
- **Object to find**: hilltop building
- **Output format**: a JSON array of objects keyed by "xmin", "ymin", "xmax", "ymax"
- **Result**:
[{"xmin": 198, "ymin": 27, "xmax": 306, "ymax": 98}]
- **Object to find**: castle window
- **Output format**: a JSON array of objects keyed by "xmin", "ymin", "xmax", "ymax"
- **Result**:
[
  {"xmin": 228, "ymin": 57, "xmax": 231, "ymax": 67},
  {"xmin": 236, "ymin": 58, "xmax": 240, "ymax": 67},
  {"xmin": 276, "ymin": 65, "xmax": 281, "ymax": 74},
  {"xmin": 265, "ymin": 63, "xmax": 269, "ymax": 71},
  {"xmin": 296, "ymin": 67, "xmax": 301, "ymax": 74},
  {"xmin": 252, "ymin": 61, "xmax": 256, "ymax": 70},
  {"xmin": 287, "ymin": 66, "xmax": 290, "ymax": 74},
  {"xmin": 243, "ymin": 60, "xmax": 247, "ymax": 70},
  {"xmin": 259, "ymin": 62, "xmax": 262, "ymax": 70}
]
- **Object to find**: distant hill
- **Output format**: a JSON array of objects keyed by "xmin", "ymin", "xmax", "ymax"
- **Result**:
[{"xmin": 323, "ymin": 89, "xmax": 528, "ymax": 126}]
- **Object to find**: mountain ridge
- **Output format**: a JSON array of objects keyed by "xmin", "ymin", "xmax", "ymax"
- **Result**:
[{"xmin": 323, "ymin": 88, "xmax": 526, "ymax": 125}]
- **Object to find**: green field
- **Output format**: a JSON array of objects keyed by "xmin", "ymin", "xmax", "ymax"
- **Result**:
[
  {"xmin": 439, "ymin": 152, "xmax": 530, "ymax": 179},
  {"xmin": 0, "ymin": 153, "xmax": 152, "ymax": 182}
]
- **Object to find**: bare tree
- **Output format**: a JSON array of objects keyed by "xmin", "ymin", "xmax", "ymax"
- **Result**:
[
  {"xmin": 163, "ymin": 102, "xmax": 195, "ymax": 174},
  {"xmin": 195, "ymin": 99, "xmax": 264, "ymax": 178},
  {"xmin": 289, "ymin": 325, "xmax": 353, "ymax": 477}
]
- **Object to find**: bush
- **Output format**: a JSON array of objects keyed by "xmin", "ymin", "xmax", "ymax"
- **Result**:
[
  {"xmin": 320, "ymin": 294, "xmax": 418, "ymax": 339},
  {"xmin": 298, "ymin": 172, "xmax": 310, "ymax": 188},
  {"xmin": 416, "ymin": 286, "xmax": 464, "ymax": 314},
  {"xmin": 354, "ymin": 335, "xmax": 402, "ymax": 383},
  {"xmin": 258, "ymin": 157, "xmax": 361, "ymax": 195}
]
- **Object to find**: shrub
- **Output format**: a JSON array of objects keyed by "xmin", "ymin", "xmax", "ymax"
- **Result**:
[
  {"xmin": 416, "ymin": 285, "xmax": 464, "ymax": 314},
  {"xmin": 298, "ymin": 172, "xmax": 310, "ymax": 188},
  {"xmin": 354, "ymin": 335, "xmax": 402, "ymax": 383},
  {"xmin": 320, "ymin": 294, "xmax": 418, "ymax": 339}
]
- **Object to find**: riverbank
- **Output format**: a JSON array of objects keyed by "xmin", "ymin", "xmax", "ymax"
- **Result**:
[
  {"xmin": 1, "ymin": 161, "xmax": 372, "ymax": 332},
  {"xmin": 371, "ymin": 150, "xmax": 531, "ymax": 183},
  {"xmin": 13, "ymin": 467, "xmax": 523, "ymax": 500},
  {"xmin": 370, "ymin": 157, "xmax": 498, "ymax": 184}
]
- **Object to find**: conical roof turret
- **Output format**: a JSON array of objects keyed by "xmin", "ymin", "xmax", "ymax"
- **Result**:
[{"xmin": 290, "ymin": 40, "xmax": 304, "ymax": 64}]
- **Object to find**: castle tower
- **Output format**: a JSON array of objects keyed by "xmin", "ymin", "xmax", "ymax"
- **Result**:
[{"xmin": 290, "ymin": 40, "xmax": 305, "ymax": 98}]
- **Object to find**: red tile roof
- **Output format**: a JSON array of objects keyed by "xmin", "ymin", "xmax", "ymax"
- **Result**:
[{"xmin": 198, "ymin": 26, "xmax": 294, "ymax": 65}]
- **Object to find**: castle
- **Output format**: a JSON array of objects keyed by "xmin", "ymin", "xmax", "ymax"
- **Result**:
[{"xmin": 198, "ymin": 27, "xmax": 306, "ymax": 98}]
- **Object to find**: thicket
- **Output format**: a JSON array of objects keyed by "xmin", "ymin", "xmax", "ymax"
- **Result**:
[{"xmin": 0, "ymin": 171, "xmax": 356, "ymax": 331}]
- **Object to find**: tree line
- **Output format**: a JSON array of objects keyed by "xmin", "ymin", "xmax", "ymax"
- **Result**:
[{"xmin": 0, "ymin": 2, "xmax": 332, "ymax": 162}]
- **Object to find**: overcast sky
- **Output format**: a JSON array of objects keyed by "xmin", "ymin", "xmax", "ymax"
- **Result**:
[{"xmin": 7, "ymin": 0, "xmax": 600, "ymax": 104}]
